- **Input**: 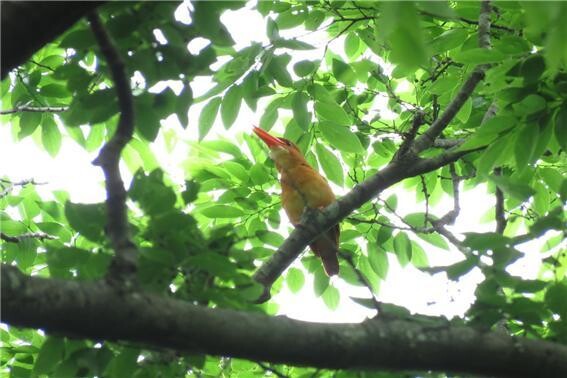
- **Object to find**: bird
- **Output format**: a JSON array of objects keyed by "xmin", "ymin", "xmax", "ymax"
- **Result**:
[{"xmin": 253, "ymin": 126, "xmax": 340, "ymax": 276}]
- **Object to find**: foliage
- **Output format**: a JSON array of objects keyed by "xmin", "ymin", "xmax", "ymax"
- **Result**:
[{"xmin": 1, "ymin": 1, "xmax": 566, "ymax": 377}]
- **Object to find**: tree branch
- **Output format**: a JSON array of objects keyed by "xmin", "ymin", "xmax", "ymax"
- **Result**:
[
  {"xmin": 410, "ymin": 0, "xmax": 492, "ymax": 154},
  {"xmin": 494, "ymin": 168, "xmax": 507, "ymax": 234},
  {"xmin": 2, "ymin": 264, "xmax": 566, "ymax": 378},
  {"xmin": 1, "ymin": 232, "xmax": 55, "ymax": 243},
  {"xmin": 0, "ymin": 106, "xmax": 69, "ymax": 115},
  {"xmin": 87, "ymin": 12, "xmax": 137, "ymax": 285}
]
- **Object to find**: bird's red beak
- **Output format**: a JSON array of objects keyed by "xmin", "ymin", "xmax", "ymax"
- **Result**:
[{"xmin": 253, "ymin": 126, "xmax": 286, "ymax": 148}]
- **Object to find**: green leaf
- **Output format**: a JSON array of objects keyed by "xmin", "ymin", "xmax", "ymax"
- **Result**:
[
  {"xmin": 221, "ymin": 85, "xmax": 242, "ymax": 129},
  {"xmin": 379, "ymin": 2, "xmax": 428, "ymax": 69},
  {"xmin": 539, "ymin": 167, "xmax": 563, "ymax": 193},
  {"xmin": 292, "ymin": 92, "xmax": 311, "ymax": 131},
  {"xmin": 33, "ymin": 337, "xmax": 65, "ymax": 376},
  {"xmin": 322, "ymin": 285, "xmax": 340, "ymax": 310},
  {"xmin": 64, "ymin": 202, "xmax": 106, "ymax": 242},
  {"xmin": 305, "ymin": 10, "xmax": 325, "ymax": 30},
  {"xmin": 458, "ymin": 115, "xmax": 516, "ymax": 151},
  {"xmin": 314, "ymin": 101, "xmax": 351, "ymax": 126},
  {"xmin": 18, "ymin": 112, "xmax": 42, "ymax": 139},
  {"xmin": 476, "ymin": 137, "xmax": 507, "ymax": 175},
  {"xmin": 455, "ymin": 97, "xmax": 472, "ymax": 123},
  {"xmin": 59, "ymin": 29, "xmax": 95, "ymax": 49},
  {"xmin": 368, "ymin": 248, "xmax": 388, "ymax": 279},
  {"xmin": 463, "ymin": 232, "xmax": 510, "ymax": 251},
  {"xmin": 40, "ymin": 84, "xmax": 68, "ymax": 98},
  {"xmin": 267, "ymin": 54, "xmax": 293, "ymax": 87},
  {"xmin": 489, "ymin": 174, "xmax": 535, "ymax": 202},
  {"xmin": 287, "ymin": 267, "xmax": 305, "ymax": 293},
  {"xmin": 106, "ymin": 348, "xmax": 139, "ymax": 378},
  {"xmin": 429, "ymin": 29, "xmax": 469, "ymax": 54},
  {"xmin": 512, "ymin": 94, "xmax": 547, "ymax": 116},
  {"xmin": 319, "ymin": 122, "xmax": 364, "ymax": 154},
  {"xmin": 332, "ymin": 59, "xmax": 357, "ymax": 86},
  {"xmin": 198, "ymin": 97, "xmax": 222, "ymax": 141},
  {"xmin": 193, "ymin": 2, "xmax": 234, "ymax": 46},
  {"xmin": 223, "ymin": 161, "xmax": 249, "ymax": 182},
  {"xmin": 315, "ymin": 143, "xmax": 343, "ymax": 186},
  {"xmin": 273, "ymin": 39, "xmax": 316, "ymax": 50},
  {"xmin": 393, "ymin": 233, "xmax": 412, "ymax": 266},
  {"xmin": 201, "ymin": 205, "xmax": 244, "ymax": 218},
  {"xmin": 41, "ymin": 116, "xmax": 62, "ymax": 157},
  {"xmin": 249, "ymin": 163, "xmax": 271, "ymax": 186},
  {"xmin": 410, "ymin": 242, "xmax": 429, "ymax": 268},
  {"xmin": 514, "ymin": 123, "xmax": 539, "ymax": 172},
  {"xmin": 129, "ymin": 170, "xmax": 176, "ymax": 216},
  {"xmin": 0, "ymin": 220, "xmax": 27, "ymax": 235},
  {"xmin": 313, "ymin": 269, "xmax": 329, "ymax": 297},
  {"xmin": 344, "ymin": 32, "xmax": 361, "ymax": 59},
  {"xmin": 256, "ymin": 230, "xmax": 284, "ymax": 246},
  {"xmin": 294, "ymin": 60, "xmax": 317, "ymax": 77},
  {"xmin": 446, "ymin": 257, "xmax": 478, "ymax": 280},
  {"xmin": 186, "ymin": 252, "xmax": 239, "ymax": 279},
  {"xmin": 16, "ymin": 238, "xmax": 37, "ymax": 270},
  {"xmin": 182, "ymin": 180, "xmax": 200, "ymax": 204},
  {"xmin": 545, "ymin": 281, "xmax": 567, "ymax": 317},
  {"xmin": 259, "ymin": 106, "xmax": 278, "ymax": 131},
  {"xmin": 521, "ymin": 55, "xmax": 546, "ymax": 84},
  {"xmin": 452, "ymin": 48, "xmax": 506, "ymax": 64}
]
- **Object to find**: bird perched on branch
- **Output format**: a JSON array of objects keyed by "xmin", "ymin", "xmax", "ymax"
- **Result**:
[{"xmin": 253, "ymin": 126, "xmax": 339, "ymax": 276}]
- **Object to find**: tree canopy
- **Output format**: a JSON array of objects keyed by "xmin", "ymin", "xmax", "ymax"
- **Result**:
[{"xmin": 1, "ymin": 1, "xmax": 566, "ymax": 377}]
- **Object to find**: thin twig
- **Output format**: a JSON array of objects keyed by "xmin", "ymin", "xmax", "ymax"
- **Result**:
[
  {"xmin": 87, "ymin": 12, "xmax": 137, "ymax": 285},
  {"xmin": 339, "ymin": 252, "xmax": 382, "ymax": 314},
  {"xmin": 420, "ymin": 175, "xmax": 430, "ymax": 227},
  {"xmin": 395, "ymin": 110, "xmax": 425, "ymax": 159},
  {"xmin": 1, "ymin": 232, "xmax": 55, "ymax": 243},
  {"xmin": 0, "ymin": 106, "xmax": 69, "ymax": 115},
  {"xmin": 0, "ymin": 178, "xmax": 46, "ymax": 198},
  {"xmin": 494, "ymin": 168, "xmax": 507, "ymax": 234}
]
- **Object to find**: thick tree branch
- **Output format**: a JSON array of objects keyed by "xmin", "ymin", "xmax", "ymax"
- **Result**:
[
  {"xmin": 87, "ymin": 12, "xmax": 137, "ymax": 284},
  {"xmin": 1, "ymin": 1, "xmax": 105, "ymax": 79},
  {"xmin": 3, "ymin": 265, "xmax": 567, "ymax": 378}
]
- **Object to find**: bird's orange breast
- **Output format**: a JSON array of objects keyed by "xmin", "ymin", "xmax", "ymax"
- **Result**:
[{"xmin": 280, "ymin": 164, "xmax": 335, "ymax": 225}]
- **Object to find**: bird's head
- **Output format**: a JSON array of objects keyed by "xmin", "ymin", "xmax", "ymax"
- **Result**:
[{"xmin": 253, "ymin": 126, "xmax": 305, "ymax": 170}]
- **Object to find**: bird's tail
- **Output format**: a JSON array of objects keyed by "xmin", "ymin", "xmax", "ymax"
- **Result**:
[{"xmin": 309, "ymin": 224, "xmax": 340, "ymax": 276}]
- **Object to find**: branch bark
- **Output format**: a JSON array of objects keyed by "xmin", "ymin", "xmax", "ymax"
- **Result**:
[
  {"xmin": 3, "ymin": 264, "xmax": 566, "ymax": 378},
  {"xmin": 87, "ymin": 12, "xmax": 137, "ymax": 284},
  {"xmin": 0, "ymin": 106, "xmax": 69, "ymax": 115}
]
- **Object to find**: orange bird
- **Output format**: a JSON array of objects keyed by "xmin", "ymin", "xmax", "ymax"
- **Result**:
[{"xmin": 253, "ymin": 126, "xmax": 339, "ymax": 276}]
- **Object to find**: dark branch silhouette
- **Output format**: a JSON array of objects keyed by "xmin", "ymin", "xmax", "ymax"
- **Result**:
[
  {"xmin": 4, "ymin": 264, "xmax": 567, "ymax": 378},
  {"xmin": 87, "ymin": 12, "xmax": 137, "ymax": 284}
]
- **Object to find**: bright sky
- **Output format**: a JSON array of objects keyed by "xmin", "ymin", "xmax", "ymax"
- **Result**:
[{"xmin": 0, "ymin": 1, "xmax": 551, "ymax": 324}]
